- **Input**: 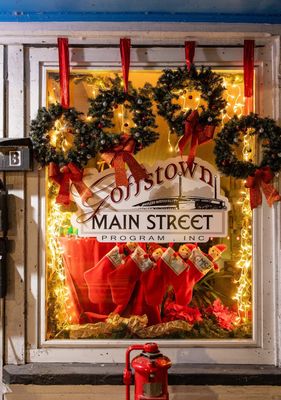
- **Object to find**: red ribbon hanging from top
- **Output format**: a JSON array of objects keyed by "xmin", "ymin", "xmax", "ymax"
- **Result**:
[
  {"xmin": 101, "ymin": 135, "xmax": 148, "ymax": 187},
  {"xmin": 245, "ymin": 166, "xmax": 281, "ymax": 209},
  {"xmin": 178, "ymin": 110, "xmax": 215, "ymax": 167},
  {"xmin": 243, "ymin": 40, "xmax": 255, "ymax": 114},
  {"xmin": 58, "ymin": 37, "xmax": 70, "ymax": 108},
  {"xmin": 120, "ymin": 38, "xmax": 131, "ymax": 93},
  {"xmin": 185, "ymin": 41, "xmax": 196, "ymax": 71},
  {"xmin": 49, "ymin": 162, "xmax": 92, "ymax": 205}
]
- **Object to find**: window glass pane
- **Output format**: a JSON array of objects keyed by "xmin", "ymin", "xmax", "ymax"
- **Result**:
[{"xmin": 46, "ymin": 69, "xmax": 253, "ymax": 341}]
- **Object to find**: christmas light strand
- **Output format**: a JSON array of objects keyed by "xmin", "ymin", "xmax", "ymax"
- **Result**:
[
  {"xmin": 46, "ymin": 181, "xmax": 73, "ymax": 336},
  {"xmin": 233, "ymin": 132, "xmax": 253, "ymax": 323}
]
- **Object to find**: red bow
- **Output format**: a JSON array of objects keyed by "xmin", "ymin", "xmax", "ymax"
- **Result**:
[
  {"xmin": 49, "ymin": 162, "xmax": 92, "ymax": 205},
  {"xmin": 101, "ymin": 136, "xmax": 148, "ymax": 187},
  {"xmin": 245, "ymin": 166, "xmax": 281, "ymax": 209},
  {"xmin": 178, "ymin": 110, "xmax": 215, "ymax": 167}
]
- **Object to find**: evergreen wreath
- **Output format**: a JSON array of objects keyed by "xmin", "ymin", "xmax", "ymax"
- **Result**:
[
  {"xmin": 30, "ymin": 103, "xmax": 97, "ymax": 167},
  {"xmin": 154, "ymin": 65, "xmax": 226, "ymax": 136},
  {"xmin": 214, "ymin": 113, "xmax": 281, "ymax": 179},
  {"xmin": 88, "ymin": 76, "xmax": 158, "ymax": 153}
]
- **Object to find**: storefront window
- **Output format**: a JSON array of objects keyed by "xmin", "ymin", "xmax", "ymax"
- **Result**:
[{"xmin": 45, "ymin": 69, "xmax": 253, "ymax": 341}]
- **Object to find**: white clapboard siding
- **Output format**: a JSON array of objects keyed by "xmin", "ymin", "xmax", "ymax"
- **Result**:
[{"xmin": 4, "ymin": 46, "xmax": 25, "ymax": 365}]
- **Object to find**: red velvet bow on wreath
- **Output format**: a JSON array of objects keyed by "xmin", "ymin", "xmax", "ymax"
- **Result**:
[
  {"xmin": 49, "ymin": 162, "xmax": 92, "ymax": 205},
  {"xmin": 101, "ymin": 135, "xmax": 148, "ymax": 187},
  {"xmin": 245, "ymin": 166, "xmax": 281, "ymax": 210},
  {"xmin": 178, "ymin": 110, "xmax": 215, "ymax": 167}
]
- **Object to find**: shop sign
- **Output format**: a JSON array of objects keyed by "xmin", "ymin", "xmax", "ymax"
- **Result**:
[{"xmin": 72, "ymin": 156, "xmax": 230, "ymax": 243}]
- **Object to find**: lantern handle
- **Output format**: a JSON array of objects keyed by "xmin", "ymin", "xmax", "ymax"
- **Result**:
[{"xmin": 124, "ymin": 345, "xmax": 144, "ymax": 400}]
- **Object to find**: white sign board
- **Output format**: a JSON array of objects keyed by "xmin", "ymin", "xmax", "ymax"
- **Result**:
[{"xmin": 72, "ymin": 156, "xmax": 230, "ymax": 243}]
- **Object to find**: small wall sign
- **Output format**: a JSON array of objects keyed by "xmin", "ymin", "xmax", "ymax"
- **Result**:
[{"xmin": 0, "ymin": 138, "xmax": 33, "ymax": 171}]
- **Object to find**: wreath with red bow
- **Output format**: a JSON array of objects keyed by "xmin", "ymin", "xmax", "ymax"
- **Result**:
[
  {"xmin": 30, "ymin": 103, "xmax": 97, "ymax": 205},
  {"xmin": 88, "ymin": 76, "xmax": 159, "ymax": 186},
  {"xmin": 30, "ymin": 103, "xmax": 97, "ymax": 168},
  {"xmin": 214, "ymin": 113, "xmax": 281, "ymax": 209},
  {"xmin": 154, "ymin": 65, "xmax": 226, "ymax": 166}
]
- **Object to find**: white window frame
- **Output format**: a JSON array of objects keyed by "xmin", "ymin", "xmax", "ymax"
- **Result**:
[{"xmin": 17, "ymin": 36, "xmax": 280, "ymax": 365}]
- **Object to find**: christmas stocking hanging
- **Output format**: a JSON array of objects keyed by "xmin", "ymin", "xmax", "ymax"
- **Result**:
[{"xmin": 84, "ymin": 245, "xmax": 125, "ymax": 315}]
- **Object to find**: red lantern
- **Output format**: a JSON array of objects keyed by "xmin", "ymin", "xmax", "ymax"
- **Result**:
[{"xmin": 123, "ymin": 343, "xmax": 171, "ymax": 400}]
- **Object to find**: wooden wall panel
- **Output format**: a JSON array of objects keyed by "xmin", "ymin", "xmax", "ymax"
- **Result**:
[{"xmin": 4, "ymin": 45, "xmax": 25, "ymax": 365}]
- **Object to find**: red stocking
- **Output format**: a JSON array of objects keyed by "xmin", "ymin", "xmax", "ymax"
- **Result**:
[
  {"xmin": 108, "ymin": 246, "xmax": 153, "ymax": 307},
  {"xmin": 108, "ymin": 246, "xmax": 159, "ymax": 325},
  {"xmin": 84, "ymin": 245, "xmax": 125, "ymax": 315},
  {"xmin": 174, "ymin": 260, "xmax": 204, "ymax": 305},
  {"xmin": 60, "ymin": 237, "xmax": 114, "ymax": 323},
  {"xmin": 142, "ymin": 247, "xmax": 188, "ymax": 306},
  {"xmin": 130, "ymin": 281, "xmax": 161, "ymax": 325}
]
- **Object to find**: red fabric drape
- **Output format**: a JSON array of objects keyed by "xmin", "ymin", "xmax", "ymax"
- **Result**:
[
  {"xmin": 120, "ymin": 38, "xmax": 131, "ymax": 93},
  {"xmin": 58, "ymin": 37, "xmax": 70, "ymax": 108},
  {"xmin": 243, "ymin": 40, "xmax": 255, "ymax": 114},
  {"xmin": 185, "ymin": 41, "xmax": 196, "ymax": 71}
]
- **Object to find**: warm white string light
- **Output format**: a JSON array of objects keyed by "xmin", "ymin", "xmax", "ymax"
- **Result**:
[{"xmin": 232, "ymin": 131, "xmax": 253, "ymax": 323}]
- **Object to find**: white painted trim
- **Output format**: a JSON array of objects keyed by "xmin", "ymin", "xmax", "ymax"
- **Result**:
[
  {"xmin": 0, "ymin": 23, "xmax": 278, "ymax": 46},
  {"xmin": 25, "ymin": 46, "xmax": 43, "ymax": 355}
]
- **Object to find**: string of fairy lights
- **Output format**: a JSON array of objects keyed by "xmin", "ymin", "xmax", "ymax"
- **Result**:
[
  {"xmin": 46, "ymin": 71, "xmax": 253, "ymax": 336},
  {"xmin": 46, "ymin": 183, "xmax": 73, "ymax": 333},
  {"xmin": 223, "ymin": 73, "xmax": 252, "ymax": 324},
  {"xmin": 232, "ymin": 133, "xmax": 253, "ymax": 323}
]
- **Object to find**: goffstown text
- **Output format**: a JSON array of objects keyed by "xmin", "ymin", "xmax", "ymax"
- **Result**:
[{"xmin": 78, "ymin": 159, "xmax": 215, "ymax": 217}]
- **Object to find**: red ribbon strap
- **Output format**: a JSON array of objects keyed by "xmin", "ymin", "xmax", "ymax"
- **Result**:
[
  {"xmin": 185, "ymin": 41, "xmax": 196, "ymax": 71},
  {"xmin": 58, "ymin": 38, "xmax": 70, "ymax": 108},
  {"xmin": 244, "ymin": 40, "xmax": 254, "ymax": 98},
  {"xmin": 245, "ymin": 166, "xmax": 281, "ymax": 209},
  {"xmin": 178, "ymin": 110, "xmax": 215, "ymax": 167},
  {"xmin": 244, "ymin": 40, "xmax": 254, "ymax": 114},
  {"xmin": 49, "ymin": 162, "xmax": 92, "ymax": 205},
  {"xmin": 101, "ymin": 136, "xmax": 148, "ymax": 187},
  {"xmin": 120, "ymin": 38, "xmax": 131, "ymax": 93}
]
